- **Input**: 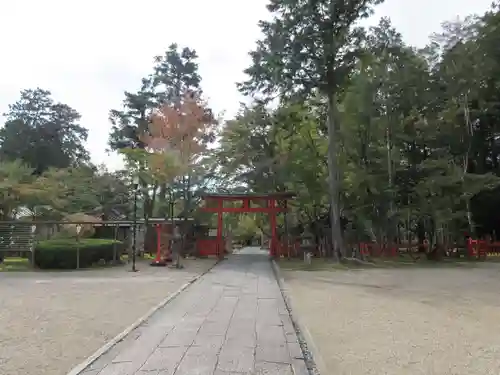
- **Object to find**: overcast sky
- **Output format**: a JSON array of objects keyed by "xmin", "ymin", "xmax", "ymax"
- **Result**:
[{"xmin": 0, "ymin": 0, "xmax": 494, "ymax": 170}]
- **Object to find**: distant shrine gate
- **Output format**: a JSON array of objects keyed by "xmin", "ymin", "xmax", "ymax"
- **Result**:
[{"xmin": 198, "ymin": 192, "xmax": 295, "ymax": 258}]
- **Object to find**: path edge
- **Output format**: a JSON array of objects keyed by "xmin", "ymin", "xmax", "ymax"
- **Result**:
[
  {"xmin": 66, "ymin": 259, "xmax": 221, "ymax": 375},
  {"xmin": 271, "ymin": 259, "xmax": 326, "ymax": 375}
]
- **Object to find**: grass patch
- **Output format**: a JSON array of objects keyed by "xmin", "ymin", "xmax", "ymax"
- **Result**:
[
  {"xmin": 0, "ymin": 255, "xmax": 125, "ymax": 272},
  {"xmin": 277, "ymin": 255, "xmax": 483, "ymax": 271},
  {"xmin": 0, "ymin": 257, "xmax": 32, "ymax": 272}
]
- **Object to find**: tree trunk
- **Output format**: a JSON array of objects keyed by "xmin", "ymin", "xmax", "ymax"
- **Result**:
[
  {"xmin": 142, "ymin": 181, "xmax": 157, "ymax": 256},
  {"xmin": 386, "ymin": 122, "xmax": 395, "ymax": 243},
  {"xmin": 181, "ymin": 174, "xmax": 192, "ymax": 257},
  {"xmin": 466, "ymin": 198, "xmax": 475, "ymax": 236},
  {"xmin": 326, "ymin": 93, "xmax": 345, "ymax": 260},
  {"xmin": 158, "ymin": 184, "xmax": 167, "ymax": 216},
  {"xmin": 461, "ymin": 93, "xmax": 474, "ymax": 237}
]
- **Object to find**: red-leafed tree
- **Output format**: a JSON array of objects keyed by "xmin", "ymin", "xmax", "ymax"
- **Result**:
[
  {"xmin": 141, "ymin": 93, "xmax": 212, "ymax": 173},
  {"xmin": 137, "ymin": 92, "xmax": 216, "ymax": 264}
]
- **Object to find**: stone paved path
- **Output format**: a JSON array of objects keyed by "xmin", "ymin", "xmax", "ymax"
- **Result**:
[{"xmin": 81, "ymin": 248, "xmax": 308, "ymax": 375}]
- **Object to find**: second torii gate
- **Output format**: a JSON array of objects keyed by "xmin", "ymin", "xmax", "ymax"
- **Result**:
[{"xmin": 200, "ymin": 192, "xmax": 295, "ymax": 258}]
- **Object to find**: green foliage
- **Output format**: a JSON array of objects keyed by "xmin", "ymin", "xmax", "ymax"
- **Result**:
[
  {"xmin": 0, "ymin": 88, "xmax": 90, "ymax": 174},
  {"xmin": 0, "ymin": 160, "xmax": 131, "ymax": 220},
  {"xmin": 0, "ymin": 160, "xmax": 38, "ymax": 219},
  {"xmin": 34, "ymin": 238, "xmax": 123, "ymax": 269},
  {"xmin": 239, "ymin": 0, "xmax": 385, "ymax": 98},
  {"xmin": 0, "ymin": 88, "xmax": 133, "ymax": 220},
  {"xmin": 213, "ymin": 3, "xmax": 500, "ymax": 250},
  {"xmin": 233, "ymin": 215, "xmax": 260, "ymax": 243}
]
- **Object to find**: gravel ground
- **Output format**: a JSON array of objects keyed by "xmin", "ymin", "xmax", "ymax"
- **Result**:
[
  {"xmin": 0, "ymin": 258, "xmax": 216, "ymax": 375},
  {"xmin": 282, "ymin": 264, "xmax": 500, "ymax": 375}
]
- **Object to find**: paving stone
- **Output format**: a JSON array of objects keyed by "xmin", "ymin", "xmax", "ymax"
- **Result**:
[
  {"xmin": 228, "ymin": 317, "xmax": 255, "ymax": 330},
  {"xmin": 226, "ymin": 326, "xmax": 255, "ymax": 342},
  {"xmin": 147, "ymin": 309, "xmax": 186, "ymax": 328},
  {"xmin": 223, "ymin": 290, "xmax": 242, "ymax": 297},
  {"xmin": 235, "ymin": 298, "xmax": 258, "ymax": 308},
  {"xmin": 287, "ymin": 341, "xmax": 304, "ymax": 360},
  {"xmin": 197, "ymin": 320, "xmax": 229, "ymax": 336},
  {"xmin": 139, "ymin": 346, "xmax": 187, "ymax": 372},
  {"xmin": 255, "ymin": 361, "xmax": 294, "ymax": 375},
  {"xmin": 179, "ymin": 316, "xmax": 206, "ymax": 330},
  {"xmin": 225, "ymin": 334, "xmax": 256, "ymax": 348},
  {"xmin": 276, "ymin": 300, "xmax": 288, "ymax": 314},
  {"xmin": 233, "ymin": 311, "xmax": 257, "ymax": 321},
  {"xmin": 257, "ymin": 308, "xmax": 283, "ymax": 326},
  {"xmin": 256, "ymin": 316, "xmax": 283, "ymax": 327},
  {"xmin": 158, "ymin": 327, "xmax": 199, "ymax": 347},
  {"xmin": 213, "ymin": 370, "xmax": 248, "ymax": 375},
  {"xmin": 204, "ymin": 313, "xmax": 234, "ymax": 324},
  {"xmin": 174, "ymin": 352, "xmax": 218, "ymax": 375},
  {"xmin": 87, "ymin": 350, "xmax": 118, "ymax": 371},
  {"xmin": 111, "ymin": 329, "xmax": 167, "ymax": 363},
  {"xmin": 226, "ymin": 329, "xmax": 255, "ymax": 344},
  {"xmin": 232, "ymin": 310, "xmax": 256, "ymax": 321},
  {"xmin": 216, "ymin": 346, "xmax": 255, "ymax": 373},
  {"xmin": 134, "ymin": 324, "xmax": 175, "ymax": 343},
  {"xmin": 81, "ymin": 370, "xmax": 100, "ymax": 375},
  {"xmin": 234, "ymin": 300, "xmax": 257, "ymax": 313},
  {"xmin": 256, "ymin": 344, "xmax": 292, "ymax": 364},
  {"xmin": 285, "ymin": 332, "xmax": 299, "ymax": 343},
  {"xmin": 242, "ymin": 288, "xmax": 258, "ymax": 295},
  {"xmin": 79, "ymin": 249, "xmax": 296, "ymax": 375},
  {"xmin": 291, "ymin": 359, "xmax": 310, "ymax": 375},
  {"xmin": 190, "ymin": 335, "xmax": 225, "ymax": 353},
  {"xmin": 97, "ymin": 362, "xmax": 137, "ymax": 375},
  {"xmin": 212, "ymin": 297, "xmax": 239, "ymax": 314},
  {"xmin": 280, "ymin": 314, "xmax": 294, "ymax": 331},
  {"xmin": 256, "ymin": 325, "xmax": 286, "ymax": 345}
]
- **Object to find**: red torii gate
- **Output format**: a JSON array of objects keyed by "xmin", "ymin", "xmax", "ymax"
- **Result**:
[{"xmin": 200, "ymin": 192, "xmax": 295, "ymax": 258}]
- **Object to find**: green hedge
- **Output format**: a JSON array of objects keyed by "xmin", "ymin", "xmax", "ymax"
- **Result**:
[{"xmin": 34, "ymin": 238, "xmax": 124, "ymax": 269}]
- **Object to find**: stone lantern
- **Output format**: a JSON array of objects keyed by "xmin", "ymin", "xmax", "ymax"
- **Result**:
[{"xmin": 300, "ymin": 231, "xmax": 315, "ymax": 264}]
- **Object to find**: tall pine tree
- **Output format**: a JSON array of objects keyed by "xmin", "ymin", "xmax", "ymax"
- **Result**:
[{"xmin": 239, "ymin": 0, "xmax": 384, "ymax": 258}]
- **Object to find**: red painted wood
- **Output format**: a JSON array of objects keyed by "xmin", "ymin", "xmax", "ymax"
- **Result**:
[
  {"xmin": 202, "ymin": 193, "xmax": 294, "ymax": 200},
  {"xmin": 153, "ymin": 224, "xmax": 162, "ymax": 262},
  {"xmin": 269, "ymin": 199, "xmax": 277, "ymax": 258},
  {"xmin": 201, "ymin": 206, "xmax": 287, "ymax": 213},
  {"xmin": 217, "ymin": 199, "xmax": 224, "ymax": 259},
  {"xmin": 200, "ymin": 193, "xmax": 294, "ymax": 258},
  {"xmin": 197, "ymin": 239, "xmax": 219, "ymax": 256}
]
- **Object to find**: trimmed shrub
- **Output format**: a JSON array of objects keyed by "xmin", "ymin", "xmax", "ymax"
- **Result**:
[{"xmin": 34, "ymin": 238, "xmax": 123, "ymax": 269}]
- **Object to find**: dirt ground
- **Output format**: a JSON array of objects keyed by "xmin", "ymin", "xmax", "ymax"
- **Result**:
[
  {"xmin": 282, "ymin": 263, "xmax": 500, "ymax": 375},
  {"xmin": 0, "ymin": 258, "xmax": 216, "ymax": 375}
]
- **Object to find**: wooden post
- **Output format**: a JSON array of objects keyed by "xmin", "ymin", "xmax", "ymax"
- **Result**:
[
  {"xmin": 217, "ymin": 199, "xmax": 224, "ymax": 259},
  {"xmin": 113, "ymin": 224, "xmax": 118, "ymax": 263},
  {"xmin": 76, "ymin": 224, "xmax": 82, "ymax": 269},
  {"xmin": 30, "ymin": 224, "xmax": 37, "ymax": 267},
  {"xmin": 156, "ymin": 224, "xmax": 162, "ymax": 259},
  {"xmin": 269, "ymin": 198, "xmax": 277, "ymax": 258},
  {"xmin": 283, "ymin": 200, "xmax": 290, "ymax": 259}
]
